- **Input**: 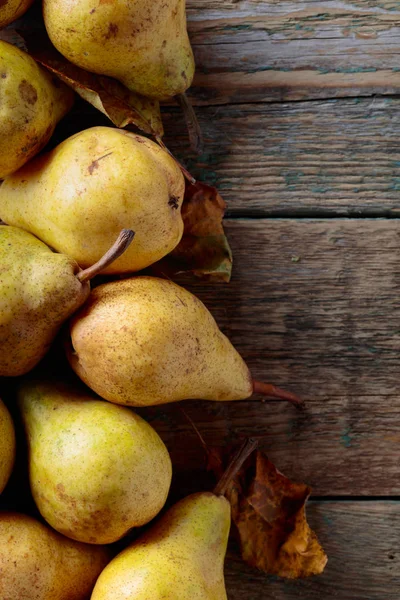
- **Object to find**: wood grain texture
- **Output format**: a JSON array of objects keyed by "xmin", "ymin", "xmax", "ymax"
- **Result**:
[
  {"xmin": 141, "ymin": 219, "xmax": 400, "ymax": 495},
  {"xmin": 224, "ymin": 501, "xmax": 400, "ymax": 600},
  {"xmin": 163, "ymin": 97, "xmax": 400, "ymax": 216},
  {"xmin": 185, "ymin": 0, "xmax": 400, "ymax": 104}
]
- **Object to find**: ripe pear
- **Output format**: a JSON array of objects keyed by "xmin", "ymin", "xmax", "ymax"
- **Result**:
[
  {"xmin": 0, "ymin": 398, "xmax": 15, "ymax": 494},
  {"xmin": 43, "ymin": 0, "xmax": 194, "ymax": 100},
  {"xmin": 19, "ymin": 379, "xmax": 172, "ymax": 545},
  {"xmin": 0, "ymin": 225, "xmax": 134, "ymax": 377},
  {"xmin": 67, "ymin": 276, "xmax": 302, "ymax": 408},
  {"xmin": 0, "ymin": 40, "xmax": 74, "ymax": 179},
  {"xmin": 92, "ymin": 493, "xmax": 230, "ymax": 600},
  {"xmin": 91, "ymin": 439, "xmax": 256, "ymax": 600},
  {"xmin": 0, "ymin": 512, "xmax": 109, "ymax": 600},
  {"xmin": 0, "ymin": 126, "xmax": 185, "ymax": 273},
  {"xmin": 0, "ymin": 0, "xmax": 34, "ymax": 27}
]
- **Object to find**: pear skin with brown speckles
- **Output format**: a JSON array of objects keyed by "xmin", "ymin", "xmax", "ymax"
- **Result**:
[
  {"xmin": 43, "ymin": 0, "xmax": 194, "ymax": 100},
  {"xmin": 19, "ymin": 379, "xmax": 172, "ymax": 545},
  {"xmin": 0, "ymin": 226, "xmax": 91, "ymax": 377},
  {"xmin": 0, "ymin": 512, "xmax": 109, "ymax": 600},
  {"xmin": 67, "ymin": 276, "xmax": 253, "ymax": 407},
  {"xmin": 92, "ymin": 492, "xmax": 230, "ymax": 600},
  {"xmin": 0, "ymin": 41, "xmax": 73, "ymax": 179},
  {"xmin": 0, "ymin": 127, "xmax": 185, "ymax": 274}
]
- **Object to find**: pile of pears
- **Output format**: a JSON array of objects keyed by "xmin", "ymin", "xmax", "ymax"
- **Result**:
[{"xmin": 0, "ymin": 3, "xmax": 301, "ymax": 598}]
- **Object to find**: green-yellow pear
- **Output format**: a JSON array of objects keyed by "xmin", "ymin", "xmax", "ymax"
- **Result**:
[
  {"xmin": 0, "ymin": 0, "xmax": 34, "ymax": 27},
  {"xmin": 67, "ymin": 277, "xmax": 302, "ymax": 408},
  {"xmin": 0, "ymin": 127, "xmax": 185, "ymax": 273},
  {"xmin": 19, "ymin": 379, "xmax": 172, "ymax": 545},
  {"xmin": 92, "ymin": 493, "xmax": 230, "ymax": 600},
  {"xmin": 0, "ymin": 225, "xmax": 133, "ymax": 377},
  {"xmin": 43, "ymin": 0, "xmax": 194, "ymax": 100},
  {"xmin": 91, "ymin": 439, "xmax": 256, "ymax": 600},
  {"xmin": 0, "ymin": 398, "xmax": 15, "ymax": 494},
  {"xmin": 0, "ymin": 512, "xmax": 109, "ymax": 600},
  {"xmin": 0, "ymin": 40, "xmax": 74, "ymax": 179}
]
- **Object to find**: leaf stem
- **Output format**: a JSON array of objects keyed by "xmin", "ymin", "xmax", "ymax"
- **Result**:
[
  {"xmin": 213, "ymin": 438, "xmax": 258, "ymax": 496},
  {"xmin": 176, "ymin": 93, "xmax": 204, "ymax": 155},
  {"xmin": 76, "ymin": 229, "xmax": 135, "ymax": 283},
  {"xmin": 156, "ymin": 137, "xmax": 196, "ymax": 184}
]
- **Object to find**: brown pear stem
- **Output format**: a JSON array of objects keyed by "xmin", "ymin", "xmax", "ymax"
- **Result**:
[
  {"xmin": 253, "ymin": 379, "xmax": 305, "ymax": 410},
  {"xmin": 156, "ymin": 137, "xmax": 196, "ymax": 184},
  {"xmin": 176, "ymin": 93, "xmax": 204, "ymax": 155},
  {"xmin": 213, "ymin": 438, "xmax": 258, "ymax": 497},
  {"xmin": 76, "ymin": 229, "xmax": 135, "ymax": 283}
]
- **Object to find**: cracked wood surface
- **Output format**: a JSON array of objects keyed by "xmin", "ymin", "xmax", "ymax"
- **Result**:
[
  {"xmin": 186, "ymin": 0, "xmax": 400, "ymax": 103},
  {"xmin": 163, "ymin": 97, "xmax": 400, "ymax": 216},
  {"xmin": 224, "ymin": 501, "xmax": 400, "ymax": 600},
  {"xmin": 142, "ymin": 219, "xmax": 400, "ymax": 496}
]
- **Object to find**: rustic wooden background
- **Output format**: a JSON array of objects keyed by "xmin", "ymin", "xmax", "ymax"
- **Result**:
[
  {"xmin": 159, "ymin": 1, "xmax": 400, "ymax": 598},
  {"xmin": 1, "ymin": 1, "xmax": 399, "ymax": 598}
]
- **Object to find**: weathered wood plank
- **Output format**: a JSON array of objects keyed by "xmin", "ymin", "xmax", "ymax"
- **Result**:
[
  {"xmin": 142, "ymin": 219, "xmax": 400, "ymax": 495},
  {"xmin": 185, "ymin": 1, "xmax": 400, "ymax": 103},
  {"xmin": 225, "ymin": 501, "xmax": 400, "ymax": 600},
  {"xmin": 162, "ymin": 98, "xmax": 400, "ymax": 216}
]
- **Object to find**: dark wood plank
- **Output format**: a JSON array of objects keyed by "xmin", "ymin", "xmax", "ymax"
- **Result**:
[
  {"xmin": 142, "ymin": 219, "xmax": 400, "ymax": 495},
  {"xmin": 185, "ymin": 1, "xmax": 400, "ymax": 104},
  {"xmin": 225, "ymin": 501, "xmax": 400, "ymax": 600},
  {"xmin": 163, "ymin": 97, "xmax": 400, "ymax": 216}
]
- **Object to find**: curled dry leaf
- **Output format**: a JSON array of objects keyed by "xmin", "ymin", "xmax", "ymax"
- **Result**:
[
  {"xmin": 151, "ymin": 181, "xmax": 233, "ymax": 282},
  {"xmin": 6, "ymin": 28, "xmax": 163, "ymax": 137},
  {"xmin": 209, "ymin": 445, "xmax": 328, "ymax": 579}
]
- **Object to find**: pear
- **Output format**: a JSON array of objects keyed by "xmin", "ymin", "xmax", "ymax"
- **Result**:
[
  {"xmin": 0, "ymin": 225, "xmax": 134, "ymax": 377},
  {"xmin": 92, "ymin": 493, "xmax": 229, "ymax": 600},
  {"xmin": 0, "ymin": 398, "xmax": 15, "ymax": 494},
  {"xmin": 0, "ymin": 40, "xmax": 74, "ymax": 179},
  {"xmin": 91, "ymin": 439, "xmax": 256, "ymax": 600},
  {"xmin": 43, "ymin": 0, "xmax": 194, "ymax": 100},
  {"xmin": 67, "ymin": 277, "xmax": 302, "ymax": 408},
  {"xmin": 0, "ymin": 512, "xmax": 109, "ymax": 600},
  {"xmin": 0, "ymin": 126, "xmax": 185, "ymax": 273},
  {"xmin": 19, "ymin": 379, "xmax": 172, "ymax": 545},
  {"xmin": 0, "ymin": 0, "xmax": 34, "ymax": 27}
]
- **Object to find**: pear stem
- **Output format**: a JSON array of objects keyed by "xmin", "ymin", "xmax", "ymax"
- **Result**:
[
  {"xmin": 176, "ymin": 93, "xmax": 204, "ymax": 155},
  {"xmin": 156, "ymin": 137, "xmax": 196, "ymax": 184},
  {"xmin": 76, "ymin": 229, "xmax": 135, "ymax": 283},
  {"xmin": 213, "ymin": 438, "xmax": 258, "ymax": 497},
  {"xmin": 252, "ymin": 379, "xmax": 305, "ymax": 411}
]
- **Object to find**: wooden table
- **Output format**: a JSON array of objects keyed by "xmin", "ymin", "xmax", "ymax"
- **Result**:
[{"xmin": 157, "ymin": 1, "xmax": 400, "ymax": 598}]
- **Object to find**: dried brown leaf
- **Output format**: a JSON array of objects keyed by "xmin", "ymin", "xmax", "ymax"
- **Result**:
[
  {"xmin": 7, "ymin": 28, "xmax": 163, "ymax": 137},
  {"xmin": 151, "ymin": 181, "xmax": 233, "ymax": 281},
  {"xmin": 209, "ymin": 446, "xmax": 327, "ymax": 579}
]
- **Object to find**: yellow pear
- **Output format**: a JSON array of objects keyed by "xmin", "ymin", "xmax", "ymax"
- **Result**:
[
  {"xmin": 43, "ymin": 0, "xmax": 194, "ymax": 100},
  {"xmin": 0, "ymin": 225, "xmax": 133, "ymax": 377},
  {"xmin": 0, "ymin": 127, "xmax": 185, "ymax": 273},
  {"xmin": 19, "ymin": 379, "xmax": 172, "ymax": 544},
  {"xmin": 0, "ymin": 0, "xmax": 34, "ymax": 27},
  {"xmin": 92, "ymin": 493, "xmax": 230, "ymax": 600},
  {"xmin": 91, "ymin": 439, "xmax": 256, "ymax": 600},
  {"xmin": 0, "ymin": 40, "xmax": 74, "ymax": 179},
  {"xmin": 67, "ymin": 277, "xmax": 301, "ymax": 408},
  {"xmin": 0, "ymin": 512, "xmax": 109, "ymax": 600},
  {"xmin": 0, "ymin": 398, "xmax": 15, "ymax": 494}
]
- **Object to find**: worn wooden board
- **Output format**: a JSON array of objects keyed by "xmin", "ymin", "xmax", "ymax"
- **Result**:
[
  {"xmin": 141, "ymin": 219, "xmax": 400, "ymax": 495},
  {"xmin": 225, "ymin": 501, "xmax": 400, "ymax": 600},
  {"xmin": 163, "ymin": 97, "xmax": 400, "ymax": 216},
  {"xmin": 185, "ymin": 0, "xmax": 400, "ymax": 104}
]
